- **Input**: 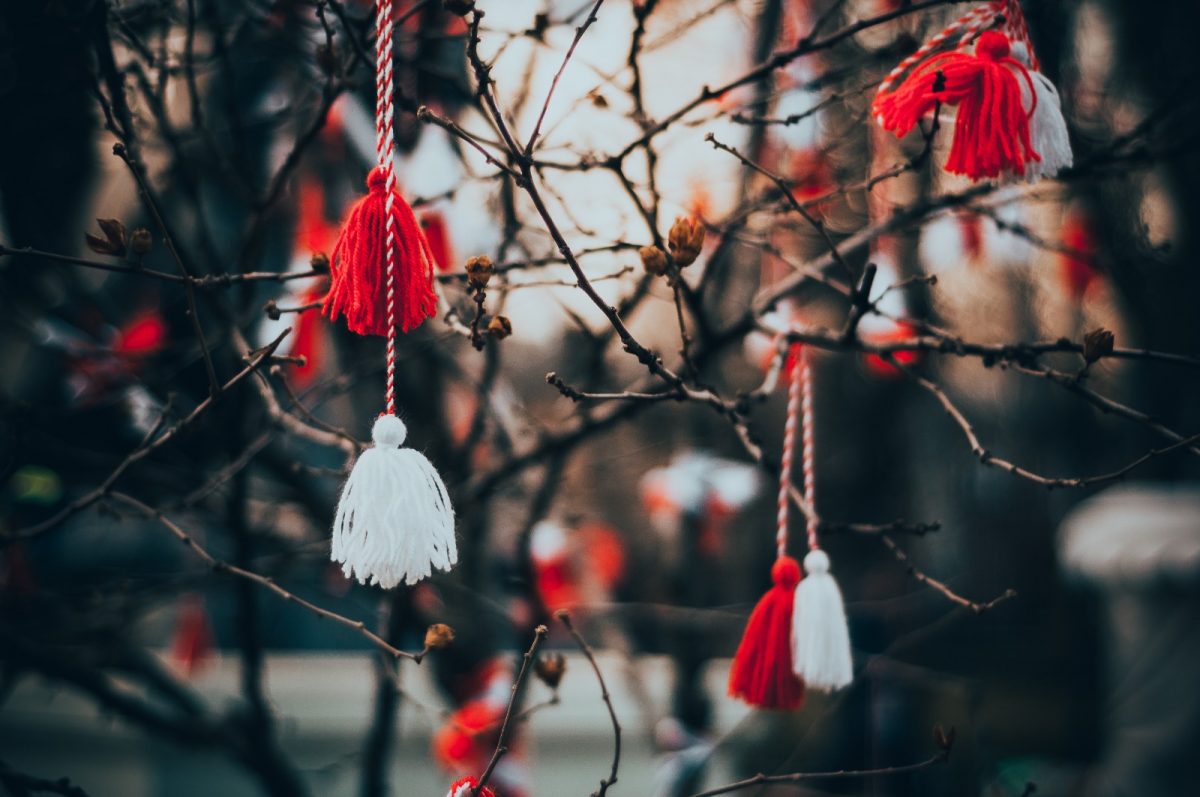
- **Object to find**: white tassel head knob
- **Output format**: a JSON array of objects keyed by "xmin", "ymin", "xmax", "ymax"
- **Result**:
[
  {"xmin": 803, "ymin": 549, "xmax": 830, "ymax": 575},
  {"xmin": 372, "ymin": 414, "xmax": 408, "ymax": 447}
]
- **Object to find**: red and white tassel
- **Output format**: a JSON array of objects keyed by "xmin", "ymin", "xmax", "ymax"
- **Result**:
[
  {"xmin": 873, "ymin": 29, "xmax": 1038, "ymax": 180},
  {"xmin": 326, "ymin": 0, "xmax": 455, "ymax": 588},
  {"xmin": 790, "ymin": 347, "xmax": 853, "ymax": 691},
  {"xmin": 873, "ymin": 0, "xmax": 1070, "ymax": 182},
  {"xmin": 446, "ymin": 776, "xmax": 495, "ymax": 797},
  {"xmin": 727, "ymin": 342, "xmax": 806, "ymax": 710}
]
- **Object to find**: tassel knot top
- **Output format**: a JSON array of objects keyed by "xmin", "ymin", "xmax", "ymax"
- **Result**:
[{"xmin": 772, "ymin": 555, "xmax": 802, "ymax": 589}]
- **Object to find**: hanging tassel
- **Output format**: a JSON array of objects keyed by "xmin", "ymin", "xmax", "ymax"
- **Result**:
[
  {"xmin": 789, "ymin": 347, "xmax": 854, "ymax": 691},
  {"xmin": 729, "ymin": 341, "xmax": 807, "ymax": 710},
  {"xmin": 728, "ymin": 555, "xmax": 806, "ymax": 709},
  {"xmin": 792, "ymin": 550, "xmax": 853, "ymax": 691},
  {"xmin": 325, "ymin": 0, "xmax": 457, "ymax": 587},
  {"xmin": 1008, "ymin": 41, "xmax": 1072, "ymax": 180},
  {"xmin": 446, "ymin": 776, "xmax": 495, "ymax": 797},
  {"xmin": 331, "ymin": 414, "xmax": 456, "ymax": 589},
  {"xmin": 872, "ymin": 30, "xmax": 1039, "ymax": 180},
  {"xmin": 323, "ymin": 167, "xmax": 438, "ymax": 336},
  {"xmin": 1025, "ymin": 72, "xmax": 1071, "ymax": 179}
]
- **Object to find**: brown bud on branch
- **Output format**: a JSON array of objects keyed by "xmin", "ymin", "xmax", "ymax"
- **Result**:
[
  {"xmin": 130, "ymin": 228, "xmax": 153, "ymax": 256},
  {"xmin": 466, "ymin": 255, "xmax": 495, "ymax": 289},
  {"xmin": 534, "ymin": 652, "xmax": 566, "ymax": 689},
  {"xmin": 424, "ymin": 623, "xmax": 456, "ymax": 650},
  {"xmin": 639, "ymin": 246, "xmax": 669, "ymax": 277},
  {"xmin": 85, "ymin": 218, "xmax": 128, "ymax": 257},
  {"xmin": 668, "ymin": 216, "xmax": 705, "ymax": 267},
  {"xmin": 487, "ymin": 315, "xmax": 513, "ymax": 340},
  {"xmin": 1083, "ymin": 327, "xmax": 1115, "ymax": 364}
]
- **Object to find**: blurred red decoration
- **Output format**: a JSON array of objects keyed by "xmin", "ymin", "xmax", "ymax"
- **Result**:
[
  {"xmin": 171, "ymin": 593, "xmax": 215, "ymax": 677},
  {"xmin": 1060, "ymin": 209, "xmax": 1101, "ymax": 301},
  {"xmin": 113, "ymin": 310, "xmax": 168, "ymax": 358},
  {"xmin": 421, "ymin": 211, "xmax": 456, "ymax": 273},
  {"xmin": 863, "ymin": 321, "xmax": 921, "ymax": 378}
]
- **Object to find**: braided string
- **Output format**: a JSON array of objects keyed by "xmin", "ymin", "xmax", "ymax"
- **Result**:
[
  {"xmin": 775, "ymin": 343, "xmax": 802, "ymax": 561},
  {"xmin": 875, "ymin": 2, "xmax": 997, "ymax": 97},
  {"xmin": 1000, "ymin": 0, "xmax": 1038, "ymax": 71},
  {"xmin": 875, "ymin": 0, "xmax": 1039, "ymax": 99},
  {"xmin": 375, "ymin": 0, "xmax": 398, "ymax": 415},
  {"xmin": 799, "ymin": 345, "xmax": 819, "ymax": 550}
]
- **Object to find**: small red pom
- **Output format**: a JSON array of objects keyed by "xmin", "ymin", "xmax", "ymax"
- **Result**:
[
  {"xmin": 873, "ymin": 31, "xmax": 1039, "ymax": 180},
  {"xmin": 727, "ymin": 556, "xmax": 805, "ymax": 710},
  {"xmin": 323, "ymin": 168, "xmax": 438, "ymax": 336},
  {"xmin": 446, "ymin": 776, "xmax": 495, "ymax": 797}
]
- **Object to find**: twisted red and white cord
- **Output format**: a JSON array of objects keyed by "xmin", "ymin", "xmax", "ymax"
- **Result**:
[
  {"xmin": 375, "ymin": 0, "xmax": 398, "ymax": 415},
  {"xmin": 875, "ymin": 0, "xmax": 1037, "ymax": 98},
  {"xmin": 799, "ymin": 346, "xmax": 819, "ymax": 551},
  {"xmin": 775, "ymin": 343, "xmax": 803, "ymax": 561}
]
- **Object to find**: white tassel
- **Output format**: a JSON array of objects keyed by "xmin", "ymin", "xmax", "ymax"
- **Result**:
[
  {"xmin": 331, "ymin": 414, "xmax": 456, "ymax": 588},
  {"xmin": 1026, "ymin": 71, "xmax": 1073, "ymax": 180},
  {"xmin": 791, "ymin": 549, "xmax": 853, "ymax": 691},
  {"xmin": 1007, "ymin": 39, "xmax": 1073, "ymax": 182}
]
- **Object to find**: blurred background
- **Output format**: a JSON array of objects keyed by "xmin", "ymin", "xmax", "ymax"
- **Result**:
[{"xmin": 2, "ymin": 1, "xmax": 1200, "ymax": 796}]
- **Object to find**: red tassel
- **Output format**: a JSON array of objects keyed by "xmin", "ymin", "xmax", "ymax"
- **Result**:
[
  {"xmin": 323, "ymin": 168, "xmax": 437, "ymax": 336},
  {"xmin": 728, "ymin": 556, "xmax": 805, "ymax": 710},
  {"xmin": 873, "ymin": 31, "xmax": 1038, "ymax": 180}
]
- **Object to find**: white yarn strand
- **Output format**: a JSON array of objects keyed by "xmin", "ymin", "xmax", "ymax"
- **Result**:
[{"xmin": 331, "ymin": 415, "xmax": 457, "ymax": 588}]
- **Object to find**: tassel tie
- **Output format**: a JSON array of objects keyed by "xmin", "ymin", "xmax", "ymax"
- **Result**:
[
  {"xmin": 323, "ymin": 167, "xmax": 438, "ymax": 336},
  {"xmin": 873, "ymin": 30, "xmax": 1038, "ymax": 180}
]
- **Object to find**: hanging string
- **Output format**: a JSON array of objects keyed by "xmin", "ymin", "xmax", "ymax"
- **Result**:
[
  {"xmin": 375, "ymin": 0, "xmax": 398, "ymax": 415},
  {"xmin": 874, "ymin": 0, "xmax": 1038, "ymax": 98},
  {"xmin": 875, "ymin": 3, "xmax": 995, "ymax": 96},
  {"xmin": 775, "ymin": 343, "xmax": 803, "ymax": 561},
  {"xmin": 799, "ymin": 345, "xmax": 819, "ymax": 550}
]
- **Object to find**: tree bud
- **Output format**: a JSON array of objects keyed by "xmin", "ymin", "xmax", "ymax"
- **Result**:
[
  {"xmin": 466, "ymin": 255, "xmax": 495, "ymax": 289},
  {"xmin": 1083, "ymin": 327, "xmax": 1114, "ymax": 364},
  {"xmin": 668, "ymin": 216, "xmax": 705, "ymax": 267},
  {"xmin": 424, "ymin": 623, "xmax": 456, "ymax": 649},
  {"xmin": 534, "ymin": 652, "xmax": 566, "ymax": 688},
  {"xmin": 639, "ymin": 245, "xmax": 669, "ymax": 276}
]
